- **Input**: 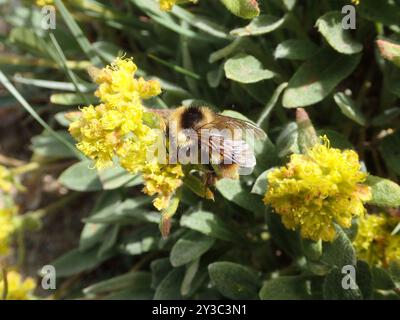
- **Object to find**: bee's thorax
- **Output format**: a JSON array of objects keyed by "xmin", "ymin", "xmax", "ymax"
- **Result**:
[{"xmin": 180, "ymin": 107, "xmax": 204, "ymax": 129}]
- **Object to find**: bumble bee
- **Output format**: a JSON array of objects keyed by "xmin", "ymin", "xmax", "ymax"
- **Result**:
[{"xmin": 148, "ymin": 105, "xmax": 266, "ymax": 183}]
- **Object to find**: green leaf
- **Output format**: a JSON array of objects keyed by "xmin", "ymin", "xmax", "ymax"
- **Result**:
[
  {"xmin": 120, "ymin": 226, "xmax": 159, "ymax": 256},
  {"xmin": 98, "ymin": 166, "xmax": 142, "ymax": 190},
  {"xmin": 251, "ymin": 169, "xmax": 273, "ymax": 196},
  {"xmin": 83, "ymin": 197, "xmax": 156, "ymax": 224},
  {"xmin": 256, "ymin": 82, "xmax": 288, "ymax": 129},
  {"xmin": 259, "ymin": 276, "xmax": 311, "ymax": 300},
  {"xmin": 277, "ymin": 0, "xmax": 297, "ymax": 11},
  {"xmin": 282, "ymin": 47, "xmax": 361, "ymax": 108},
  {"xmin": 230, "ymin": 14, "xmax": 287, "ymax": 37},
  {"xmin": 103, "ymin": 287, "xmax": 154, "ymax": 300},
  {"xmin": 216, "ymin": 178, "xmax": 265, "ymax": 214},
  {"xmin": 154, "ymin": 268, "xmax": 185, "ymax": 300},
  {"xmin": 357, "ymin": 261, "xmax": 373, "ymax": 299},
  {"xmin": 253, "ymin": 136, "xmax": 280, "ymax": 173},
  {"xmin": 59, "ymin": 160, "xmax": 103, "ymax": 192},
  {"xmin": 31, "ymin": 131, "xmax": 77, "ymax": 159},
  {"xmin": 151, "ymin": 258, "xmax": 172, "ymax": 290},
  {"xmin": 209, "ymin": 37, "xmax": 250, "ymax": 63},
  {"xmin": 321, "ymin": 225, "xmax": 356, "ymax": 268},
  {"xmin": 13, "ymin": 75, "xmax": 94, "ymax": 92},
  {"xmin": 365, "ymin": 175, "xmax": 400, "ymax": 207},
  {"xmin": 9, "ymin": 27, "xmax": 50, "ymax": 57},
  {"xmin": 389, "ymin": 261, "xmax": 400, "ymax": 283},
  {"xmin": 265, "ymin": 207, "xmax": 302, "ymax": 258},
  {"xmin": 323, "ymin": 267, "xmax": 362, "ymax": 300},
  {"xmin": 274, "ymin": 39, "xmax": 318, "ymax": 60},
  {"xmin": 170, "ymin": 231, "xmax": 215, "ymax": 267},
  {"xmin": 79, "ymin": 192, "xmax": 121, "ymax": 251},
  {"xmin": 79, "ymin": 224, "xmax": 108, "ymax": 252},
  {"xmin": 334, "ymin": 92, "xmax": 367, "ymax": 126},
  {"xmin": 372, "ymin": 266, "xmax": 396, "ymax": 290},
  {"xmin": 171, "ymin": 6, "xmax": 229, "ymax": 39},
  {"xmin": 83, "ymin": 272, "xmax": 151, "ymax": 295},
  {"xmin": 302, "ymin": 239, "xmax": 323, "ymax": 261},
  {"xmin": 98, "ymin": 224, "xmax": 119, "ymax": 257},
  {"xmin": 50, "ymin": 93, "xmax": 98, "ymax": 105},
  {"xmin": 180, "ymin": 210, "xmax": 235, "ymax": 241},
  {"xmin": 380, "ymin": 131, "xmax": 400, "ymax": 176},
  {"xmin": 208, "ymin": 262, "xmax": 259, "ymax": 299},
  {"xmin": 51, "ymin": 247, "xmax": 112, "ymax": 277},
  {"xmin": 181, "ymin": 259, "xmax": 207, "ymax": 297},
  {"xmin": 276, "ymin": 122, "xmax": 299, "ymax": 157},
  {"xmin": 224, "ymin": 53, "xmax": 274, "ymax": 84},
  {"xmin": 296, "ymin": 108, "xmax": 320, "ymax": 153},
  {"xmin": 183, "ymin": 174, "xmax": 214, "ymax": 200},
  {"xmin": 54, "ymin": 112, "xmax": 72, "ymax": 127},
  {"xmin": 219, "ymin": 0, "xmax": 260, "ymax": 19},
  {"xmin": 316, "ymin": 11, "xmax": 363, "ymax": 55}
]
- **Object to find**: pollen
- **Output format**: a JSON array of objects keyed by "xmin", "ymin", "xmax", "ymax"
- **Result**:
[
  {"xmin": 0, "ymin": 270, "xmax": 36, "ymax": 300},
  {"xmin": 159, "ymin": 0, "xmax": 197, "ymax": 11},
  {"xmin": 264, "ymin": 137, "xmax": 371, "ymax": 242},
  {"xmin": 35, "ymin": 0, "xmax": 54, "ymax": 6},
  {"xmin": 354, "ymin": 213, "xmax": 400, "ymax": 267},
  {"xmin": 0, "ymin": 206, "xmax": 18, "ymax": 256},
  {"xmin": 69, "ymin": 57, "xmax": 182, "ymax": 211}
]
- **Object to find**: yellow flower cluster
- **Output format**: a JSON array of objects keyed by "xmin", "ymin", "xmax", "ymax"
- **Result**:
[
  {"xmin": 35, "ymin": 0, "xmax": 53, "ymax": 6},
  {"xmin": 0, "ymin": 165, "xmax": 13, "ymax": 193},
  {"xmin": 264, "ymin": 137, "xmax": 371, "ymax": 242},
  {"xmin": 351, "ymin": 0, "xmax": 360, "ymax": 5},
  {"xmin": 354, "ymin": 213, "xmax": 400, "ymax": 267},
  {"xmin": 159, "ymin": 0, "xmax": 197, "ymax": 11},
  {"xmin": 143, "ymin": 162, "xmax": 184, "ymax": 210},
  {"xmin": 69, "ymin": 57, "xmax": 183, "ymax": 210},
  {"xmin": 0, "ymin": 206, "xmax": 17, "ymax": 256},
  {"xmin": 69, "ymin": 58, "xmax": 161, "ymax": 169},
  {"xmin": 0, "ymin": 270, "xmax": 36, "ymax": 300}
]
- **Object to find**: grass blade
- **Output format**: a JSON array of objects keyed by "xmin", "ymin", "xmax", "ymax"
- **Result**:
[
  {"xmin": 0, "ymin": 70, "xmax": 84, "ymax": 160},
  {"xmin": 49, "ymin": 33, "xmax": 91, "ymax": 105},
  {"xmin": 54, "ymin": 0, "xmax": 102, "ymax": 66}
]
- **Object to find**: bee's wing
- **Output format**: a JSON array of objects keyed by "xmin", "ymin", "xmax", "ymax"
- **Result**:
[
  {"xmin": 209, "ymin": 114, "xmax": 266, "ymax": 139},
  {"xmin": 201, "ymin": 132, "xmax": 256, "ymax": 168}
]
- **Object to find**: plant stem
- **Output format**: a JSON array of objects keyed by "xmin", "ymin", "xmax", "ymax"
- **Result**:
[
  {"xmin": 0, "ymin": 155, "xmax": 26, "ymax": 167},
  {"xmin": 11, "ymin": 162, "xmax": 41, "ymax": 176},
  {"xmin": 1, "ymin": 266, "xmax": 8, "ymax": 300}
]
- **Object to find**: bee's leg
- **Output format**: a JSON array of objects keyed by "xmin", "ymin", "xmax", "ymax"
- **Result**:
[
  {"xmin": 200, "ymin": 163, "xmax": 217, "ymax": 186},
  {"xmin": 205, "ymin": 171, "xmax": 217, "ymax": 186}
]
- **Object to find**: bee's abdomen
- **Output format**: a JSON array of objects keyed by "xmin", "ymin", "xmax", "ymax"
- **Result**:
[
  {"xmin": 218, "ymin": 163, "xmax": 239, "ymax": 179},
  {"xmin": 180, "ymin": 107, "xmax": 204, "ymax": 129}
]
